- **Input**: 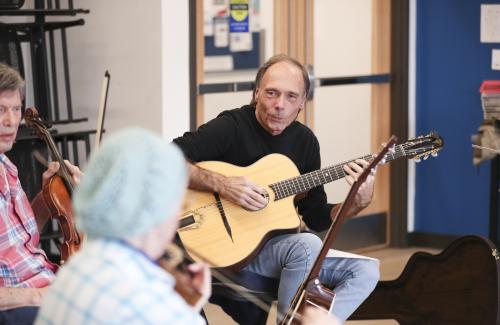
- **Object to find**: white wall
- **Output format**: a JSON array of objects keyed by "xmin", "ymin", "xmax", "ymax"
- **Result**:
[
  {"xmin": 314, "ymin": 0, "xmax": 372, "ymax": 78},
  {"xmin": 314, "ymin": 0, "xmax": 373, "ymax": 203},
  {"xmin": 162, "ymin": 1, "xmax": 190, "ymax": 141},
  {"xmin": 63, "ymin": 0, "xmax": 190, "ymax": 144}
]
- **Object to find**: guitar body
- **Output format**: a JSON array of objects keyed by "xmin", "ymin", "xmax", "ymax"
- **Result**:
[
  {"xmin": 350, "ymin": 236, "xmax": 500, "ymax": 325},
  {"xmin": 178, "ymin": 154, "xmax": 301, "ymax": 269}
]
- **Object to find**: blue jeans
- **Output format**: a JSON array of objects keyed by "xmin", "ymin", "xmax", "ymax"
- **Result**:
[
  {"xmin": 0, "ymin": 306, "xmax": 39, "ymax": 325},
  {"xmin": 242, "ymin": 233, "xmax": 380, "ymax": 323}
]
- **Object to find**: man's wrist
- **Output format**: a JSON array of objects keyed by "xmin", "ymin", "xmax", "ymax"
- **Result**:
[
  {"xmin": 213, "ymin": 174, "xmax": 229, "ymax": 195},
  {"xmin": 30, "ymin": 287, "xmax": 45, "ymax": 306}
]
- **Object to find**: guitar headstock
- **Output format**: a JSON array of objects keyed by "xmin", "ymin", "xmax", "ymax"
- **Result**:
[{"xmin": 402, "ymin": 132, "xmax": 444, "ymax": 162}]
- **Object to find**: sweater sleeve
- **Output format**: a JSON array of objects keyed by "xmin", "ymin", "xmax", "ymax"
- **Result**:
[
  {"xmin": 173, "ymin": 112, "xmax": 237, "ymax": 162},
  {"xmin": 296, "ymin": 137, "xmax": 336, "ymax": 232},
  {"xmin": 297, "ymin": 188, "xmax": 335, "ymax": 232}
]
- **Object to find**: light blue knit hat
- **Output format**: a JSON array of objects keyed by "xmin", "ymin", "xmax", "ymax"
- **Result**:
[{"xmin": 74, "ymin": 128, "xmax": 187, "ymax": 239}]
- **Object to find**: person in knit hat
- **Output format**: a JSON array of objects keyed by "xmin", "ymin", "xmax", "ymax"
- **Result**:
[{"xmin": 35, "ymin": 128, "xmax": 210, "ymax": 325}]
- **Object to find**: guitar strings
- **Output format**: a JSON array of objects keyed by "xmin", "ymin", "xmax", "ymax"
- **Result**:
[{"xmin": 181, "ymin": 141, "xmax": 437, "ymax": 232}]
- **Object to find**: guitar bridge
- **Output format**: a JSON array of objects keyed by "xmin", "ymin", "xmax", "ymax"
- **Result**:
[{"xmin": 178, "ymin": 212, "xmax": 203, "ymax": 231}]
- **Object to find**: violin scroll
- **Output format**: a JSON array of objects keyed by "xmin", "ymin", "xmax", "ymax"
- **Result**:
[{"xmin": 24, "ymin": 107, "xmax": 51, "ymax": 141}]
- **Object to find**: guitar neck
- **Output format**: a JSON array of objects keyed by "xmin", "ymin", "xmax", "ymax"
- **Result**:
[{"xmin": 270, "ymin": 144, "xmax": 407, "ymax": 201}]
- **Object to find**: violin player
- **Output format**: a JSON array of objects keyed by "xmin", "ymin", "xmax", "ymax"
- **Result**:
[
  {"xmin": 0, "ymin": 63, "xmax": 82, "ymax": 324},
  {"xmin": 35, "ymin": 128, "xmax": 211, "ymax": 324}
]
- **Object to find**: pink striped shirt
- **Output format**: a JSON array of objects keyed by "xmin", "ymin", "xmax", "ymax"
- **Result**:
[{"xmin": 0, "ymin": 154, "xmax": 57, "ymax": 288}]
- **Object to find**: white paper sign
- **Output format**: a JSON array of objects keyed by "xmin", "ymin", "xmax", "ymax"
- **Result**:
[
  {"xmin": 214, "ymin": 17, "xmax": 229, "ymax": 47},
  {"xmin": 492, "ymin": 49, "xmax": 500, "ymax": 70},
  {"xmin": 229, "ymin": 32, "xmax": 252, "ymax": 52},
  {"xmin": 481, "ymin": 4, "xmax": 500, "ymax": 43}
]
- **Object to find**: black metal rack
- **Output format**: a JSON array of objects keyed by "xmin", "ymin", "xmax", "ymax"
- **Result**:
[
  {"xmin": 0, "ymin": 9, "xmax": 89, "ymax": 16},
  {"xmin": 1, "ymin": 1, "xmax": 92, "ymax": 263}
]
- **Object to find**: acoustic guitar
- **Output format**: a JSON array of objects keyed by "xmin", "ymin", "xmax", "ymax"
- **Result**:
[{"xmin": 178, "ymin": 133, "xmax": 443, "ymax": 269}]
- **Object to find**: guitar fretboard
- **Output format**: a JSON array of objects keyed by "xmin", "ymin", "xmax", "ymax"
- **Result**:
[{"xmin": 269, "ymin": 145, "xmax": 406, "ymax": 201}]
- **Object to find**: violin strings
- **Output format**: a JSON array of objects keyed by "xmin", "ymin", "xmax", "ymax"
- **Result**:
[{"xmin": 472, "ymin": 144, "xmax": 500, "ymax": 154}]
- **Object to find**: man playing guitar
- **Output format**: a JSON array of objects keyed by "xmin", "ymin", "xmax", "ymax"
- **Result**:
[{"xmin": 174, "ymin": 54, "xmax": 379, "ymax": 323}]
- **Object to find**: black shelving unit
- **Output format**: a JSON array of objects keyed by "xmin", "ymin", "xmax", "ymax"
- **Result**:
[{"xmin": 1, "ymin": 1, "xmax": 92, "ymax": 263}]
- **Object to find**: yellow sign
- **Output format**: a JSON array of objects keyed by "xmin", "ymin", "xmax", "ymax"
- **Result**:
[{"xmin": 230, "ymin": 0, "xmax": 249, "ymax": 23}]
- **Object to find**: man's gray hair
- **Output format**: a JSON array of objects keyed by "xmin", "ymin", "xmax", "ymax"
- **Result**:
[
  {"xmin": 250, "ymin": 54, "xmax": 310, "ymax": 106},
  {"xmin": 0, "ymin": 63, "xmax": 25, "ymax": 99}
]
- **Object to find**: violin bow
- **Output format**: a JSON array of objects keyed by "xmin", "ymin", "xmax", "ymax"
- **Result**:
[{"xmin": 94, "ymin": 70, "xmax": 111, "ymax": 151}]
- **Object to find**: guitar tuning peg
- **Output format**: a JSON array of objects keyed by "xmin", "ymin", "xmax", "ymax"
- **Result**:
[
  {"xmin": 381, "ymin": 158, "xmax": 386, "ymax": 164},
  {"xmin": 423, "ymin": 155, "xmax": 429, "ymax": 160},
  {"xmin": 389, "ymin": 146, "xmax": 396, "ymax": 154},
  {"xmin": 370, "ymin": 167, "xmax": 377, "ymax": 176},
  {"xmin": 414, "ymin": 157, "xmax": 421, "ymax": 163},
  {"xmin": 431, "ymin": 151, "xmax": 438, "ymax": 157}
]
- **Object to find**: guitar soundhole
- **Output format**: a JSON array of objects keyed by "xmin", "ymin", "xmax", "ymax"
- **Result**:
[
  {"xmin": 179, "ymin": 214, "xmax": 196, "ymax": 230},
  {"xmin": 257, "ymin": 190, "xmax": 270, "ymax": 211}
]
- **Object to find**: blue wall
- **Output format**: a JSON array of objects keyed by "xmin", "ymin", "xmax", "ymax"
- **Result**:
[{"xmin": 415, "ymin": 0, "xmax": 500, "ymax": 236}]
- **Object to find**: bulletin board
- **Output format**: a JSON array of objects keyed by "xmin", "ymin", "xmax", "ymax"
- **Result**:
[
  {"xmin": 204, "ymin": 32, "xmax": 261, "ymax": 70},
  {"xmin": 203, "ymin": 0, "xmax": 261, "ymax": 71}
]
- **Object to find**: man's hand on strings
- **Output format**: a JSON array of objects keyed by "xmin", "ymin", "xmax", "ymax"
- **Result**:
[
  {"xmin": 42, "ymin": 160, "xmax": 82, "ymax": 186},
  {"xmin": 220, "ymin": 176, "xmax": 268, "ymax": 211},
  {"xmin": 343, "ymin": 159, "xmax": 375, "ymax": 215}
]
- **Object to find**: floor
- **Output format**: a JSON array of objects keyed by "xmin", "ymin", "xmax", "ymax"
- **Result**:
[{"xmin": 203, "ymin": 246, "xmax": 440, "ymax": 325}]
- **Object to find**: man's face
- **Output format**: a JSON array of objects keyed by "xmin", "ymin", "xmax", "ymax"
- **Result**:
[
  {"xmin": 254, "ymin": 61, "xmax": 307, "ymax": 136},
  {"xmin": 0, "ymin": 90, "xmax": 22, "ymax": 154}
]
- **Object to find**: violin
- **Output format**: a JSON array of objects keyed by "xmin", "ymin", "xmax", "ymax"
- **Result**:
[
  {"xmin": 159, "ymin": 244, "xmax": 203, "ymax": 307},
  {"xmin": 25, "ymin": 107, "xmax": 83, "ymax": 264}
]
